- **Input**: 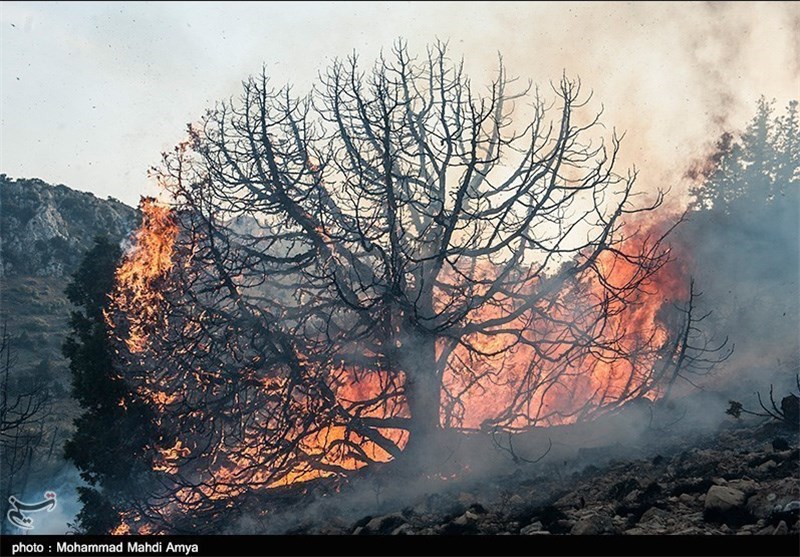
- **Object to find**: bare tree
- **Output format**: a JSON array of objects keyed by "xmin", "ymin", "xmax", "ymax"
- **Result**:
[
  {"xmin": 0, "ymin": 323, "xmax": 51, "ymax": 520},
  {"xmin": 108, "ymin": 42, "xmax": 681, "ymax": 529},
  {"xmin": 658, "ymin": 279, "xmax": 733, "ymax": 402}
]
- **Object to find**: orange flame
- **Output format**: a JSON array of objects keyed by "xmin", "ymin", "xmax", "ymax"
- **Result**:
[
  {"xmin": 108, "ymin": 198, "xmax": 179, "ymax": 354},
  {"xmin": 442, "ymin": 223, "xmax": 687, "ymax": 429},
  {"xmin": 107, "ymin": 201, "xmax": 686, "ymax": 533}
]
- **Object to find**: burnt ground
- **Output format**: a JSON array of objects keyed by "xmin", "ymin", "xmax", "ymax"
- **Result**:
[{"xmin": 249, "ymin": 416, "xmax": 799, "ymax": 537}]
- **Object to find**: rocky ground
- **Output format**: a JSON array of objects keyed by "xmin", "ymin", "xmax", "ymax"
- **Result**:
[{"xmin": 281, "ymin": 418, "xmax": 799, "ymax": 536}]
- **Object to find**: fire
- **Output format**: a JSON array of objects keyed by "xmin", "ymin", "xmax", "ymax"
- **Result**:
[
  {"xmin": 442, "ymin": 220, "xmax": 687, "ymax": 429},
  {"xmin": 107, "ymin": 198, "xmax": 687, "ymax": 533},
  {"xmin": 107, "ymin": 198, "xmax": 179, "ymax": 354}
]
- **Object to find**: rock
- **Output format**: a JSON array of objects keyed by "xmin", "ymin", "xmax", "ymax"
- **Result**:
[
  {"xmin": 624, "ymin": 527, "xmax": 648, "ymax": 535},
  {"xmin": 780, "ymin": 394, "xmax": 799, "ymax": 425},
  {"xmin": 391, "ymin": 524, "xmax": 415, "ymax": 535},
  {"xmin": 571, "ymin": 513, "xmax": 613, "ymax": 535},
  {"xmin": 468, "ymin": 503, "xmax": 487, "ymax": 515},
  {"xmin": 704, "ymin": 486, "xmax": 750, "ymax": 525},
  {"xmin": 747, "ymin": 492, "xmax": 780, "ymax": 520},
  {"xmin": 727, "ymin": 479, "xmax": 759, "ymax": 495},
  {"xmin": 478, "ymin": 521, "xmax": 500, "ymax": 535},
  {"xmin": 0, "ymin": 177, "xmax": 138, "ymax": 277},
  {"xmin": 520, "ymin": 521, "xmax": 544, "ymax": 535},
  {"xmin": 755, "ymin": 525, "xmax": 774, "ymax": 535},
  {"xmin": 772, "ymin": 437, "xmax": 790, "ymax": 451},
  {"xmin": 352, "ymin": 526, "xmax": 364, "ymax": 535},
  {"xmin": 441, "ymin": 511, "xmax": 479, "ymax": 534},
  {"xmin": 554, "ymin": 519, "xmax": 575, "ymax": 532},
  {"xmin": 639, "ymin": 507, "xmax": 670, "ymax": 526},
  {"xmin": 770, "ymin": 499, "xmax": 800, "ymax": 525},
  {"xmin": 612, "ymin": 515, "xmax": 627, "ymax": 528},
  {"xmin": 673, "ymin": 527, "xmax": 704, "ymax": 535},
  {"xmin": 452, "ymin": 510, "xmax": 479, "ymax": 526},
  {"xmin": 679, "ymin": 493, "xmax": 695, "ymax": 504},
  {"xmin": 773, "ymin": 520, "xmax": 788, "ymax": 535},
  {"xmin": 363, "ymin": 513, "xmax": 406, "ymax": 535},
  {"xmin": 756, "ymin": 460, "xmax": 777, "ymax": 473},
  {"xmin": 772, "ymin": 449, "xmax": 795, "ymax": 461},
  {"xmin": 705, "ymin": 486, "xmax": 746, "ymax": 512},
  {"xmin": 622, "ymin": 489, "xmax": 642, "ymax": 505}
]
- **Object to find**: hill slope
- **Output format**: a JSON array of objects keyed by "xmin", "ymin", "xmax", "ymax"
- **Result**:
[{"xmin": 0, "ymin": 175, "xmax": 137, "ymax": 402}]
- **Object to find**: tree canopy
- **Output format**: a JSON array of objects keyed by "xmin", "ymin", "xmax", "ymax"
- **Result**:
[{"xmin": 105, "ymin": 43, "xmax": 697, "ymax": 531}]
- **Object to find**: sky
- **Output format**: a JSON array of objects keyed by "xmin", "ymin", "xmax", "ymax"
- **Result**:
[{"xmin": 1, "ymin": 1, "xmax": 798, "ymax": 207}]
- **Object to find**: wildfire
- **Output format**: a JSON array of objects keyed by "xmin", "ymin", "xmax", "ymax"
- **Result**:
[
  {"xmin": 442, "ymin": 221, "xmax": 687, "ymax": 429},
  {"xmin": 107, "ymin": 198, "xmax": 179, "ymax": 353},
  {"xmin": 107, "ymin": 198, "xmax": 688, "ymax": 533}
]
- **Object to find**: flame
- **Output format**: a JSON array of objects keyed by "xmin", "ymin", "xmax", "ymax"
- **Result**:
[
  {"xmin": 442, "ymin": 221, "xmax": 687, "ymax": 429},
  {"xmin": 107, "ymin": 199, "xmax": 687, "ymax": 533},
  {"xmin": 107, "ymin": 198, "xmax": 179, "ymax": 353}
]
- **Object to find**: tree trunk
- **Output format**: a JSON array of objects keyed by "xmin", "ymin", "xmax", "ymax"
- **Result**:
[{"xmin": 398, "ymin": 331, "xmax": 441, "ymax": 461}]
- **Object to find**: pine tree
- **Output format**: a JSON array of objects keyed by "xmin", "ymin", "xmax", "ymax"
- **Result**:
[
  {"xmin": 682, "ymin": 97, "xmax": 800, "ymax": 356},
  {"xmin": 774, "ymin": 100, "xmax": 799, "ymax": 189},
  {"xmin": 63, "ymin": 236, "xmax": 154, "ymax": 533}
]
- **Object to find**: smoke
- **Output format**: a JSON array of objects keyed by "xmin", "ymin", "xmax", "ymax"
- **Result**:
[
  {"xmin": 445, "ymin": 2, "xmax": 798, "ymax": 210},
  {"xmin": 31, "ymin": 466, "xmax": 83, "ymax": 534},
  {"xmin": 4, "ymin": 465, "xmax": 84, "ymax": 534},
  {"xmin": 222, "ymin": 389, "xmax": 765, "ymax": 534},
  {"xmin": 3, "ymin": 3, "xmax": 797, "ymax": 206}
]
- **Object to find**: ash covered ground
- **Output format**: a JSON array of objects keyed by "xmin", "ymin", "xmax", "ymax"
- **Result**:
[{"xmin": 233, "ymin": 404, "xmax": 799, "ymax": 537}]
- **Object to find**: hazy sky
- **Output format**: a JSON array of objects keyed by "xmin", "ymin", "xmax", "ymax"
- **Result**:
[{"xmin": 2, "ymin": 1, "xmax": 798, "ymax": 206}]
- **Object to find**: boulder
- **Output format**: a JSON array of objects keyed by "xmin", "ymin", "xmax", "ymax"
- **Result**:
[
  {"xmin": 391, "ymin": 523, "xmax": 415, "ymax": 535},
  {"xmin": 570, "ymin": 513, "xmax": 613, "ymax": 535},
  {"xmin": 704, "ymin": 486, "xmax": 750, "ymax": 525},
  {"xmin": 363, "ymin": 513, "xmax": 406, "ymax": 535},
  {"xmin": 441, "ymin": 511, "xmax": 479, "ymax": 534},
  {"xmin": 520, "ymin": 521, "xmax": 544, "ymax": 535},
  {"xmin": 773, "ymin": 520, "xmax": 788, "ymax": 536}
]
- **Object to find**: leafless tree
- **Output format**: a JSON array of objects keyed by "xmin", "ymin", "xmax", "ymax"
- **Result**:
[
  {"xmin": 0, "ymin": 323, "xmax": 51, "ymax": 523},
  {"xmin": 658, "ymin": 279, "xmax": 733, "ymax": 401},
  {"xmin": 109, "ymin": 42, "xmax": 686, "ymax": 529}
]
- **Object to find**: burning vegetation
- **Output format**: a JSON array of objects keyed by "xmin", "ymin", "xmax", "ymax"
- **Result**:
[{"xmin": 94, "ymin": 43, "xmax": 791, "ymax": 534}]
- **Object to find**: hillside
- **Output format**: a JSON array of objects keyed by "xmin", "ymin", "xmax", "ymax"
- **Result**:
[
  {"xmin": 1, "ymin": 175, "xmax": 137, "ymax": 278},
  {"xmin": 0, "ymin": 175, "xmax": 138, "ymax": 429}
]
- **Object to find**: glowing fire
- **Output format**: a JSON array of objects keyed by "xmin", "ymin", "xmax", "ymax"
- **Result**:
[
  {"xmin": 442, "ymin": 223, "xmax": 687, "ymax": 429},
  {"xmin": 107, "ymin": 199, "xmax": 687, "ymax": 533},
  {"xmin": 107, "ymin": 198, "xmax": 179, "ymax": 354}
]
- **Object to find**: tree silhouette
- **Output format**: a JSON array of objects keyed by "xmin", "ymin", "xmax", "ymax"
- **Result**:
[
  {"xmin": 63, "ymin": 236, "xmax": 154, "ymax": 533},
  {"xmin": 682, "ymin": 97, "xmax": 799, "ymax": 390},
  {"xmin": 1, "ymin": 322, "xmax": 51, "ymax": 531},
  {"xmin": 107, "ymin": 42, "xmax": 690, "ymax": 530}
]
